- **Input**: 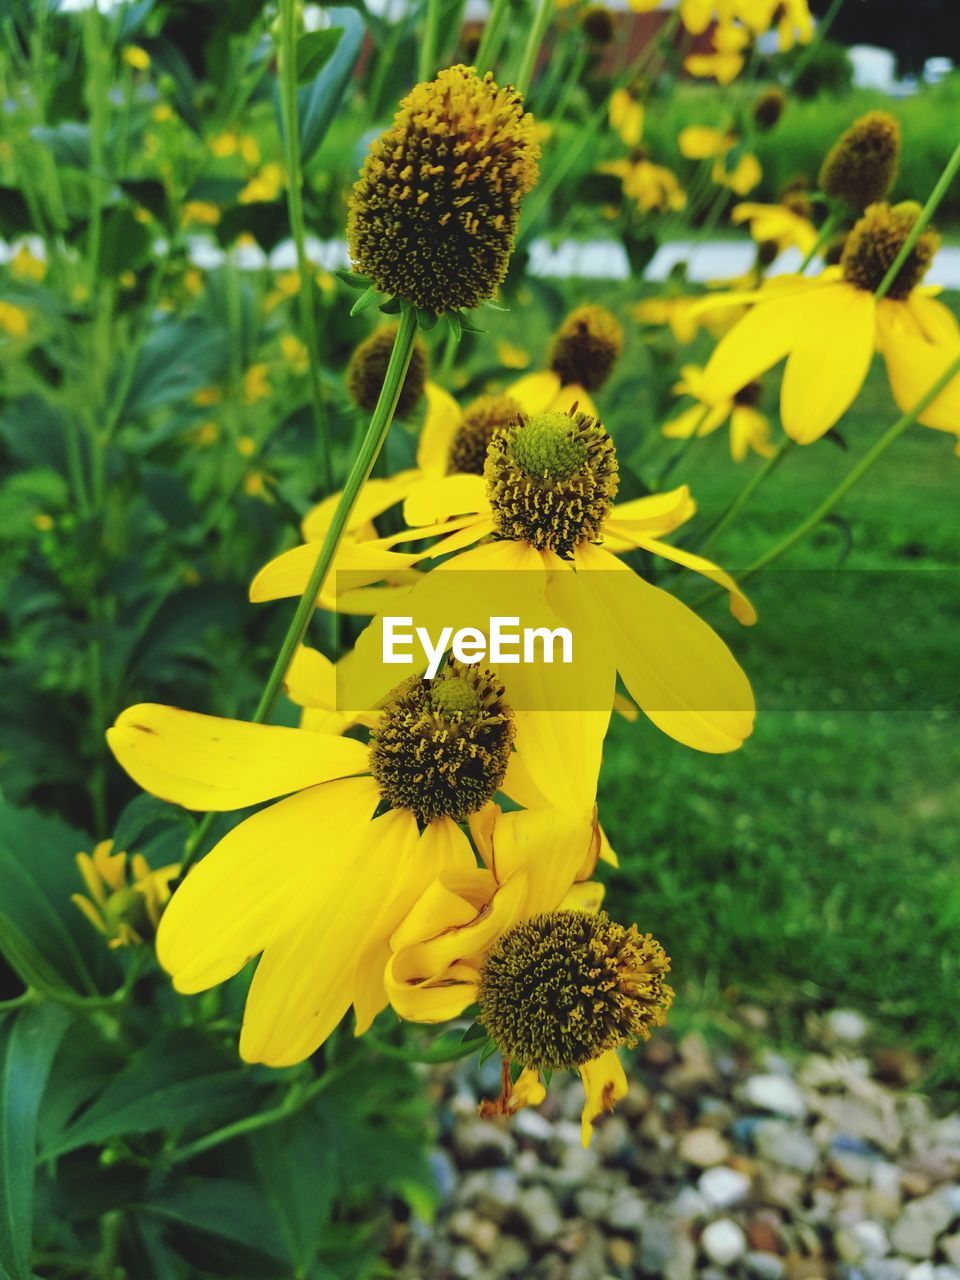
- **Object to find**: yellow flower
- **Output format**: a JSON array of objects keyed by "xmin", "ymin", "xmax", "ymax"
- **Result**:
[
  {"xmin": 119, "ymin": 270, "xmax": 137, "ymax": 290},
  {"xmin": 11, "ymin": 244, "xmax": 46, "ymax": 282},
  {"xmin": 210, "ymin": 130, "xmax": 239, "ymax": 158},
  {"xmin": 237, "ymin": 434, "xmax": 256, "ymax": 458},
  {"xmin": 496, "ymin": 339, "xmax": 532, "ymax": 370},
  {"xmin": 714, "ymin": 150, "xmax": 762, "ymax": 196},
  {"xmin": 182, "ymin": 201, "xmax": 222, "ymax": 228},
  {"xmin": 253, "ymin": 415, "xmax": 756, "ymax": 814},
  {"xmin": 664, "ymin": 364, "xmax": 776, "ymax": 461},
  {"xmin": 72, "ymin": 840, "xmax": 178, "ymax": 950},
  {"xmin": 107, "ymin": 664, "xmax": 600, "ymax": 1065},
  {"xmin": 347, "ymin": 65, "xmax": 539, "ymax": 314},
  {"xmin": 0, "ymin": 301, "xmax": 30, "ymax": 337},
  {"xmin": 243, "ymin": 470, "xmax": 269, "ymax": 498},
  {"xmin": 152, "ymin": 103, "xmax": 176, "ymax": 124},
  {"xmin": 33, "ymin": 513, "xmax": 55, "ymax": 532},
  {"xmin": 678, "ymin": 125, "xmax": 734, "ymax": 161},
  {"xmin": 122, "ymin": 45, "xmax": 150, "ymax": 70},
  {"xmin": 875, "ymin": 320, "xmax": 960, "ymax": 446},
  {"xmin": 193, "ymin": 385, "xmax": 222, "ymax": 407},
  {"xmin": 770, "ymin": 0, "xmax": 813, "ymax": 50},
  {"xmin": 239, "ymin": 134, "xmax": 261, "ymax": 167},
  {"xmin": 385, "ymin": 809, "xmax": 666, "ymax": 1146},
  {"xmin": 243, "ymin": 363, "xmax": 271, "ymax": 405},
  {"xmin": 609, "ymin": 88, "xmax": 644, "ymax": 149},
  {"xmin": 192, "ymin": 421, "xmax": 219, "ymax": 446},
  {"xmin": 701, "ymin": 202, "xmax": 951, "ymax": 444},
  {"xmin": 600, "ymin": 156, "xmax": 687, "ymax": 214},
  {"xmin": 684, "ymin": 22, "xmax": 751, "ymax": 85},
  {"xmin": 240, "ymin": 163, "xmax": 284, "ymax": 204},
  {"xmin": 731, "ymin": 200, "xmax": 817, "ymax": 257},
  {"xmin": 280, "ymin": 333, "xmax": 309, "ymax": 375}
]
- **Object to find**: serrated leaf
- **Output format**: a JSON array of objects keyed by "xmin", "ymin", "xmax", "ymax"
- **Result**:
[
  {"xmin": 295, "ymin": 27, "xmax": 344, "ymax": 82},
  {"xmin": 0, "ymin": 1005, "xmax": 71, "ymax": 1280}
]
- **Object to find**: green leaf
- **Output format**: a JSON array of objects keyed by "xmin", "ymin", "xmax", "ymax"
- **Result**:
[
  {"xmin": 43, "ymin": 1031, "xmax": 256, "ymax": 1158},
  {"xmin": 378, "ymin": 295, "xmax": 402, "ymax": 314},
  {"xmin": 295, "ymin": 27, "xmax": 344, "ymax": 81},
  {"xmin": 366, "ymin": 1028, "xmax": 482, "ymax": 1064},
  {"xmin": 122, "ymin": 317, "xmax": 228, "ymax": 416},
  {"xmin": 478, "ymin": 1039, "xmax": 499, "ymax": 1067},
  {"xmin": 458, "ymin": 1021, "xmax": 488, "ymax": 1046},
  {"xmin": 416, "ymin": 307, "xmax": 439, "ymax": 332},
  {"xmin": 445, "ymin": 310, "xmax": 463, "ymax": 342},
  {"xmin": 0, "ymin": 802, "xmax": 118, "ymax": 999},
  {"xmin": 334, "ymin": 268, "xmax": 370, "ymax": 290},
  {"xmin": 99, "ymin": 206, "xmax": 153, "ymax": 278},
  {"xmin": 0, "ymin": 1005, "xmax": 71, "ymax": 1280},
  {"xmin": 142, "ymin": 1180, "xmax": 291, "ymax": 1265},
  {"xmin": 349, "ymin": 283, "xmax": 380, "ymax": 316},
  {"xmin": 288, "ymin": 7, "xmax": 364, "ymax": 163},
  {"xmin": 250, "ymin": 1114, "xmax": 337, "ymax": 1272},
  {"xmin": 30, "ymin": 122, "xmax": 91, "ymax": 169}
]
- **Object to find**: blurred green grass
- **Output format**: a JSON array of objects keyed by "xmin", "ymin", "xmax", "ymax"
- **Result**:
[{"xmin": 488, "ymin": 282, "xmax": 960, "ymax": 1085}]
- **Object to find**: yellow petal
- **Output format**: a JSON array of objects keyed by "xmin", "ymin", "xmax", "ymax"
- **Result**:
[
  {"xmin": 500, "ymin": 751, "xmax": 551, "ymax": 808},
  {"xmin": 561, "ymin": 880, "xmax": 605, "ymax": 913},
  {"xmin": 701, "ymin": 281, "xmax": 832, "ymax": 405},
  {"xmin": 301, "ymin": 476, "xmax": 412, "ymax": 543},
  {"xmin": 249, "ymin": 539, "xmax": 419, "ymax": 604},
  {"xmin": 780, "ymin": 284, "xmax": 875, "ymax": 443},
  {"xmin": 574, "ymin": 544, "xmax": 755, "ymax": 753},
  {"xmin": 632, "ymin": 535, "xmax": 757, "ymax": 625},
  {"xmin": 608, "ymin": 486, "xmax": 697, "ymax": 536},
  {"xmin": 579, "ymin": 1049, "xmax": 628, "ymax": 1147},
  {"xmin": 553, "ymin": 383, "xmax": 599, "ymax": 421},
  {"xmin": 402, "ymin": 473, "xmax": 487, "ymax": 526},
  {"xmin": 485, "ymin": 808, "xmax": 596, "ymax": 918},
  {"xmin": 416, "ymin": 381, "xmax": 462, "ymax": 473},
  {"xmin": 107, "ymin": 704, "xmax": 370, "ymax": 811},
  {"xmin": 508, "ymin": 370, "xmax": 563, "ymax": 416},
  {"xmin": 729, "ymin": 405, "xmax": 776, "ymax": 461},
  {"xmin": 284, "ymin": 645, "xmax": 336, "ymax": 709},
  {"xmin": 904, "ymin": 293, "xmax": 960, "ymax": 347},
  {"xmin": 677, "ymin": 125, "xmax": 729, "ymax": 159},
  {"xmin": 238, "ymin": 805, "xmax": 412, "ymax": 1066},
  {"xmin": 879, "ymin": 331, "xmax": 960, "ymax": 435},
  {"xmin": 390, "ymin": 867, "xmax": 496, "ymax": 954},
  {"xmin": 157, "ymin": 776, "xmax": 381, "ymax": 992},
  {"xmin": 385, "ymin": 958, "xmax": 481, "ymax": 1022}
]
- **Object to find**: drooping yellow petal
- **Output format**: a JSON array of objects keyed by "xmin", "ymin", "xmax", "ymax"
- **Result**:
[
  {"xmin": 701, "ymin": 281, "xmax": 833, "ymax": 405},
  {"xmin": 157, "ymin": 776, "xmax": 381, "ymax": 992},
  {"xmin": 878, "ymin": 329, "xmax": 960, "ymax": 436},
  {"xmin": 485, "ymin": 808, "xmax": 596, "ymax": 918},
  {"xmin": 284, "ymin": 645, "xmax": 337, "ymax": 708},
  {"xmin": 238, "ymin": 805, "xmax": 413, "ymax": 1066},
  {"xmin": 552, "ymin": 382, "xmax": 599, "ymax": 421},
  {"xmin": 729, "ymin": 405, "xmax": 776, "ymax": 461},
  {"xmin": 385, "ymin": 959, "xmax": 481, "ymax": 1022},
  {"xmin": 107, "ymin": 704, "xmax": 370, "ymax": 811},
  {"xmin": 780, "ymin": 284, "xmax": 875, "ymax": 443},
  {"xmin": 579, "ymin": 1049, "xmax": 628, "ymax": 1146},
  {"xmin": 353, "ymin": 812, "xmax": 470, "ymax": 1036},
  {"xmin": 500, "ymin": 751, "xmax": 551, "ymax": 808},
  {"xmin": 390, "ymin": 867, "xmax": 496, "ymax": 954},
  {"xmin": 574, "ymin": 544, "xmax": 755, "ymax": 753},
  {"xmin": 509, "ymin": 370, "xmax": 563, "ymax": 416},
  {"xmin": 416, "ymin": 381, "xmax": 462, "ymax": 473},
  {"xmin": 677, "ymin": 125, "xmax": 730, "ymax": 159},
  {"xmin": 608, "ymin": 486, "xmax": 697, "ymax": 537},
  {"xmin": 903, "ymin": 293, "xmax": 960, "ymax": 347},
  {"xmin": 631, "ymin": 535, "xmax": 757, "ymax": 625}
]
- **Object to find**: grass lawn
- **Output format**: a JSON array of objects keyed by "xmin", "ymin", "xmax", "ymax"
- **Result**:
[{"xmin": 488, "ymin": 282, "xmax": 960, "ymax": 1090}]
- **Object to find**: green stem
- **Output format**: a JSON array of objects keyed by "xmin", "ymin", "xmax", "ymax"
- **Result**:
[
  {"xmin": 798, "ymin": 206, "xmax": 840, "ymax": 273},
  {"xmin": 515, "ymin": 0, "xmax": 554, "ymax": 98},
  {"xmin": 180, "ymin": 305, "xmax": 419, "ymax": 873},
  {"xmin": 82, "ymin": 6, "xmax": 108, "ymax": 288},
  {"xmin": 418, "ymin": 0, "xmax": 442, "ymax": 82},
  {"xmin": 875, "ymin": 139, "xmax": 960, "ymax": 300},
  {"xmin": 279, "ymin": 0, "xmax": 333, "ymax": 491},
  {"xmin": 475, "ymin": 0, "xmax": 510, "ymax": 73},
  {"xmin": 787, "ymin": 0, "xmax": 845, "ymax": 90},
  {"xmin": 551, "ymin": 47, "xmax": 587, "ymax": 122},
  {"xmin": 693, "ymin": 353, "xmax": 960, "ymax": 609},
  {"xmin": 695, "ymin": 437, "xmax": 793, "ymax": 555},
  {"xmin": 653, "ymin": 404, "xmax": 710, "ymax": 489}
]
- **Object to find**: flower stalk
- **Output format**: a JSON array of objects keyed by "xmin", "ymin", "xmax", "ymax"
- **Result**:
[
  {"xmin": 279, "ymin": 0, "xmax": 333, "ymax": 490},
  {"xmin": 875, "ymin": 140, "xmax": 960, "ymax": 300}
]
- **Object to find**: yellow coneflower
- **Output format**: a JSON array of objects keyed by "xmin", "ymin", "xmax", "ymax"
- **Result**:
[
  {"xmin": 684, "ymin": 22, "xmax": 751, "ymax": 86},
  {"xmin": 753, "ymin": 87, "xmax": 786, "ymax": 131},
  {"xmin": 346, "ymin": 325, "xmax": 428, "ymax": 417},
  {"xmin": 600, "ymin": 152, "xmax": 688, "ymax": 214},
  {"xmin": 72, "ymin": 840, "xmax": 178, "ymax": 950},
  {"xmin": 731, "ymin": 197, "xmax": 817, "ymax": 257},
  {"xmin": 701, "ymin": 201, "xmax": 950, "ymax": 443},
  {"xmin": 678, "ymin": 126, "xmax": 761, "ymax": 195},
  {"xmin": 252, "ymin": 412, "xmax": 757, "ymax": 815},
  {"xmin": 107, "ymin": 670, "xmax": 606, "ymax": 1066},
  {"xmin": 609, "ymin": 88, "xmax": 644, "ymax": 149},
  {"xmin": 664, "ymin": 364, "xmax": 776, "ymax": 461},
  {"xmin": 385, "ymin": 815, "xmax": 668, "ymax": 1147},
  {"xmin": 347, "ymin": 65, "xmax": 540, "ymax": 315}
]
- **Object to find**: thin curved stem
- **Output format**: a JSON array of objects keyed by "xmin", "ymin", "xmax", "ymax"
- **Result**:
[
  {"xmin": 418, "ymin": 0, "xmax": 442, "ymax": 82},
  {"xmin": 695, "ymin": 437, "xmax": 793, "ymax": 555},
  {"xmin": 798, "ymin": 207, "xmax": 840, "ymax": 273},
  {"xmin": 515, "ymin": 0, "xmax": 554, "ymax": 98},
  {"xmin": 279, "ymin": 0, "xmax": 333, "ymax": 491},
  {"xmin": 180, "ymin": 305, "xmax": 419, "ymax": 873},
  {"xmin": 875, "ymin": 140, "xmax": 960, "ymax": 301},
  {"xmin": 475, "ymin": 0, "xmax": 510, "ymax": 73}
]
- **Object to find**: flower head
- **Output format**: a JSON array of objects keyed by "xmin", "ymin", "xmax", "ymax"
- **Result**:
[
  {"xmin": 818, "ymin": 111, "xmax": 901, "ymax": 212},
  {"xmin": 485, "ymin": 409, "xmax": 619, "ymax": 557},
  {"xmin": 753, "ymin": 86, "xmax": 785, "ymax": 131},
  {"xmin": 478, "ymin": 910, "xmax": 674, "ymax": 1072},
  {"xmin": 580, "ymin": 4, "xmax": 615, "ymax": 44},
  {"xmin": 347, "ymin": 65, "xmax": 539, "ymax": 314},
  {"xmin": 448, "ymin": 393, "xmax": 524, "ymax": 474},
  {"xmin": 549, "ymin": 305, "xmax": 624, "ymax": 392},
  {"xmin": 72, "ymin": 840, "xmax": 178, "ymax": 949},
  {"xmin": 347, "ymin": 324, "xmax": 428, "ymax": 416},
  {"xmin": 369, "ymin": 661, "xmax": 515, "ymax": 824},
  {"xmin": 841, "ymin": 201, "xmax": 940, "ymax": 300}
]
